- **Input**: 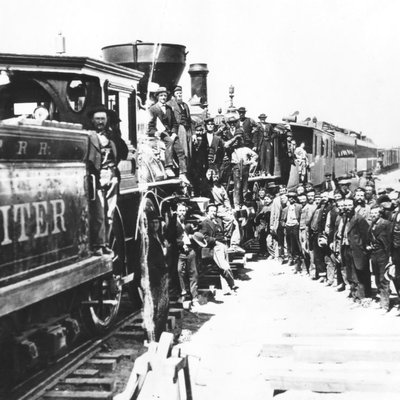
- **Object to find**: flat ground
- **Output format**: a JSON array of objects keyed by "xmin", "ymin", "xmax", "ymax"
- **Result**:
[{"xmin": 178, "ymin": 259, "xmax": 400, "ymax": 399}]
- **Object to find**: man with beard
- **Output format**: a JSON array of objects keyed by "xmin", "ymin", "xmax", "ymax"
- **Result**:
[
  {"xmin": 367, "ymin": 206, "xmax": 392, "ymax": 312},
  {"xmin": 208, "ymin": 170, "xmax": 244, "ymax": 253},
  {"xmin": 147, "ymin": 87, "xmax": 190, "ymax": 184},
  {"xmin": 168, "ymin": 85, "xmax": 193, "ymax": 159},
  {"xmin": 88, "ymin": 105, "xmax": 128, "ymax": 256},
  {"xmin": 299, "ymin": 189, "xmax": 317, "ymax": 274},
  {"xmin": 203, "ymin": 117, "xmax": 224, "ymax": 172},
  {"xmin": 331, "ymin": 198, "xmax": 347, "ymax": 291},
  {"xmin": 365, "ymin": 184, "xmax": 377, "ymax": 207},
  {"xmin": 324, "ymin": 191, "xmax": 344, "ymax": 286},
  {"xmin": 235, "ymin": 106, "xmax": 258, "ymax": 148},
  {"xmin": 277, "ymin": 193, "xmax": 289, "ymax": 263},
  {"xmin": 200, "ymin": 204, "xmax": 238, "ymax": 293},
  {"xmin": 309, "ymin": 191, "xmax": 331, "ymax": 282},
  {"xmin": 354, "ymin": 187, "xmax": 371, "ymax": 224},
  {"xmin": 189, "ymin": 124, "xmax": 208, "ymax": 196},
  {"xmin": 285, "ymin": 192, "xmax": 303, "ymax": 271},
  {"xmin": 253, "ymin": 113, "xmax": 273, "ymax": 176},
  {"xmin": 255, "ymin": 189, "xmax": 274, "ymax": 258},
  {"xmin": 343, "ymin": 198, "xmax": 372, "ymax": 303},
  {"xmin": 390, "ymin": 192, "xmax": 400, "ymax": 299}
]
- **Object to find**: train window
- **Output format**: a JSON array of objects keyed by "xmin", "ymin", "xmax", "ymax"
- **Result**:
[
  {"xmin": 66, "ymin": 80, "xmax": 87, "ymax": 112},
  {"xmin": 320, "ymin": 137, "xmax": 325, "ymax": 156}
]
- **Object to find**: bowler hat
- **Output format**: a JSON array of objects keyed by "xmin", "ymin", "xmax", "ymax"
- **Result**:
[
  {"xmin": 87, "ymin": 105, "xmax": 109, "ymax": 119},
  {"xmin": 238, "ymin": 107, "xmax": 247, "ymax": 113},
  {"xmin": 191, "ymin": 232, "xmax": 207, "ymax": 248},
  {"xmin": 173, "ymin": 85, "xmax": 182, "ymax": 93},
  {"xmin": 204, "ymin": 117, "xmax": 215, "ymax": 124},
  {"xmin": 155, "ymin": 86, "xmax": 168, "ymax": 96},
  {"xmin": 258, "ymin": 113, "xmax": 267, "ymax": 119}
]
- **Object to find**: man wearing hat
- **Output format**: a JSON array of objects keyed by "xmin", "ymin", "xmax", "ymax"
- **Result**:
[
  {"xmin": 285, "ymin": 192, "xmax": 302, "ymax": 270},
  {"xmin": 253, "ymin": 113, "xmax": 273, "ymax": 176},
  {"xmin": 273, "ymin": 123, "xmax": 293, "ymax": 184},
  {"xmin": 167, "ymin": 85, "xmax": 193, "ymax": 159},
  {"xmin": 87, "ymin": 105, "xmax": 129, "ymax": 256},
  {"xmin": 147, "ymin": 87, "xmax": 189, "ymax": 184},
  {"xmin": 367, "ymin": 205, "xmax": 392, "ymax": 311},
  {"xmin": 322, "ymin": 172, "xmax": 336, "ymax": 194},
  {"xmin": 203, "ymin": 116, "xmax": 224, "ymax": 172},
  {"xmin": 390, "ymin": 192, "xmax": 400, "ymax": 300},
  {"xmin": 189, "ymin": 124, "xmax": 208, "ymax": 196},
  {"xmin": 235, "ymin": 106, "xmax": 258, "ymax": 148}
]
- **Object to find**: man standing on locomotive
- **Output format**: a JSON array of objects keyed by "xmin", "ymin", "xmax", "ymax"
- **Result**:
[
  {"xmin": 88, "ymin": 105, "xmax": 128, "ymax": 256},
  {"xmin": 167, "ymin": 85, "xmax": 193, "ymax": 160},
  {"xmin": 147, "ymin": 87, "xmax": 190, "ymax": 185}
]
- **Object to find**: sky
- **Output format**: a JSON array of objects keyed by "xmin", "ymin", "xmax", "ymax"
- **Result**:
[{"xmin": 1, "ymin": 0, "xmax": 399, "ymax": 147}]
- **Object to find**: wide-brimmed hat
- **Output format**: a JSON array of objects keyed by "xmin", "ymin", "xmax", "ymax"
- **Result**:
[
  {"xmin": 155, "ymin": 86, "xmax": 168, "ymax": 96},
  {"xmin": 191, "ymin": 232, "xmax": 207, "ymax": 248},
  {"xmin": 204, "ymin": 117, "xmax": 215, "ymax": 124},
  {"xmin": 87, "ymin": 105, "xmax": 110, "ymax": 119},
  {"xmin": 238, "ymin": 107, "xmax": 247, "ymax": 113},
  {"xmin": 258, "ymin": 113, "xmax": 267, "ymax": 119}
]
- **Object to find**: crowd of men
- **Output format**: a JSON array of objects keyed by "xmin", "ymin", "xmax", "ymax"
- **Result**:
[
  {"xmin": 251, "ymin": 174, "xmax": 400, "ymax": 313},
  {"xmin": 86, "ymin": 90, "xmax": 400, "ymax": 315}
]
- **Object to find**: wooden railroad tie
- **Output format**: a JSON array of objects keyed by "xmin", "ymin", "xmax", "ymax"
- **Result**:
[
  {"xmin": 260, "ymin": 332, "xmax": 400, "ymax": 398},
  {"xmin": 114, "ymin": 332, "xmax": 194, "ymax": 400}
]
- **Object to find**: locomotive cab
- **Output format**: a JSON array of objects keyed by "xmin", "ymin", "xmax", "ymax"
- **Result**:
[{"xmin": 0, "ymin": 54, "xmax": 147, "ymax": 383}]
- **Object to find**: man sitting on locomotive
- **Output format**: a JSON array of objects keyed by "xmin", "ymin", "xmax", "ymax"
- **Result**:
[
  {"xmin": 147, "ymin": 87, "xmax": 190, "ymax": 185},
  {"xmin": 87, "ymin": 105, "xmax": 128, "ymax": 256}
]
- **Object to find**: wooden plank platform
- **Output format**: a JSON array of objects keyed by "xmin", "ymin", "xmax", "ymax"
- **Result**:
[
  {"xmin": 44, "ymin": 391, "xmax": 113, "ymax": 399},
  {"xmin": 261, "ymin": 333, "xmax": 400, "ymax": 397}
]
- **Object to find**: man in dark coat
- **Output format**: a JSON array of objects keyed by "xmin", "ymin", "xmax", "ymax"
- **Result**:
[
  {"xmin": 253, "ymin": 113, "xmax": 273, "ymax": 176},
  {"xmin": 147, "ymin": 87, "xmax": 189, "ymax": 184},
  {"xmin": 200, "ymin": 204, "xmax": 237, "ymax": 292},
  {"xmin": 203, "ymin": 116, "xmax": 225, "ymax": 171},
  {"xmin": 235, "ymin": 106, "xmax": 258, "ymax": 148},
  {"xmin": 345, "ymin": 198, "xmax": 372, "ymax": 300},
  {"xmin": 167, "ymin": 85, "xmax": 192, "ymax": 159},
  {"xmin": 367, "ymin": 206, "xmax": 392, "ymax": 311},
  {"xmin": 87, "ymin": 105, "xmax": 128, "ymax": 256}
]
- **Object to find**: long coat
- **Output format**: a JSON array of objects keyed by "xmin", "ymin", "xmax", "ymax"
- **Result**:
[
  {"xmin": 200, "ymin": 217, "xmax": 225, "ymax": 247},
  {"xmin": 253, "ymin": 122, "xmax": 273, "ymax": 174},
  {"xmin": 347, "ymin": 213, "xmax": 370, "ymax": 270}
]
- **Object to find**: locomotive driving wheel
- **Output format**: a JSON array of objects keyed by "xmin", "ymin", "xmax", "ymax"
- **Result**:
[{"xmin": 80, "ymin": 274, "xmax": 122, "ymax": 335}]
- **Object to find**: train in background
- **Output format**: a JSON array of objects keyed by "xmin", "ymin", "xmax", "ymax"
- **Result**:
[
  {"xmin": 379, "ymin": 147, "xmax": 400, "ymax": 171},
  {"xmin": 285, "ymin": 118, "xmax": 383, "ymax": 185}
]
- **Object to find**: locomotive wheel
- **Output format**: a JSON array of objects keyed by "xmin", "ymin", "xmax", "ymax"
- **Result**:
[{"xmin": 80, "ymin": 274, "xmax": 122, "ymax": 335}]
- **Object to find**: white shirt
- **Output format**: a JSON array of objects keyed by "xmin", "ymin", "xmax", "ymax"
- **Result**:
[{"xmin": 207, "ymin": 132, "xmax": 214, "ymax": 146}]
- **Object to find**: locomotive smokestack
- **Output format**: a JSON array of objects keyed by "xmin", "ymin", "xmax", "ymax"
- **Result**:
[{"xmin": 188, "ymin": 63, "xmax": 209, "ymax": 106}]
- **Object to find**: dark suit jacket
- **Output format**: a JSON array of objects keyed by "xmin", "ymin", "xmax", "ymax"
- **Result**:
[
  {"xmin": 235, "ymin": 118, "xmax": 257, "ymax": 147},
  {"xmin": 200, "ymin": 217, "xmax": 225, "ymax": 247},
  {"xmin": 147, "ymin": 103, "xmax": 178, "ymax": 137},
  {"xmin": 347, "ymin": 213, "xmax": 370, "ymax": 270},
  {"xmin": 203, "ymin": 133, "xmax": 224, "ymax": 168},
  {"xmin": 253, "ymin": 122, "xmax": 273, "ymax": 151},
  {"xmin": 368, "ymin": 218, "xmax": 392, "ymax": 253},
  {"xmin": 167, "ymin": 98, "xmax": 192, "ymax": 129}
]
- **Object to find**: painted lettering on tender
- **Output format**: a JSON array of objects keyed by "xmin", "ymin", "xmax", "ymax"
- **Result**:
[
  {"xmin": 13, "ymin": 203, "xmax": 31, "ymax": 242},
  {"xmin": 33, "ymin": 201, "xmax": 49, "ymax": 238},
  {"xmin": 38, "ymin": 142, "xmax": 50, "ymax": 156},
  {"xmin": 17, "ymin": 141, "xmax": 28, "ymax": 155},
  {"xmin": 0, "ymin": 200, "xmax": 67, "ymax": 246},
  {"xmin": 0, "ymin": 205, "xmax": 11, "ymax": 245},
  {"xmin": 50, "ymin": 199, "xmax": 66, "ymax": 234}
]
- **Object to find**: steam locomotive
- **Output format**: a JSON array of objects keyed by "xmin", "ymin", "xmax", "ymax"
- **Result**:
[
  {"xmin": 0, "ymin": 40, "xmax": 395, "ymax": 385},
  {"xmin": 0, "ymin": 43, "xmax": 192, "ymax": 384}
]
